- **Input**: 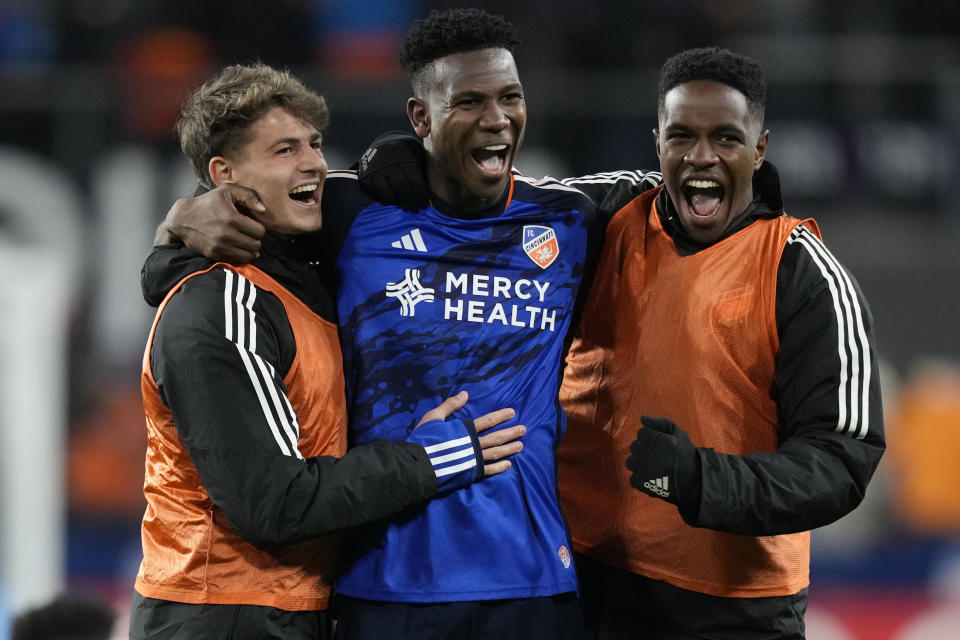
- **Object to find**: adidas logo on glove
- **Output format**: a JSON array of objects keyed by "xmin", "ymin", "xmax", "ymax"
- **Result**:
[{"xmin": 643, "ymin": 476, "xmax": 670, "ymax": 499}]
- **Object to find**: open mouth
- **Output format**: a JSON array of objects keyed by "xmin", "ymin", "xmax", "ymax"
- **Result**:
[
  {"xmin": 289, "ymin": 183, "xmax": 319, "ymax": 205},
  {"xmin": 471, "ymin": 144, "xmax": 509, "ymax": 177},
  {"xmin": 683, "ymin": 179, "xmax": 724, "ymax": 219}
]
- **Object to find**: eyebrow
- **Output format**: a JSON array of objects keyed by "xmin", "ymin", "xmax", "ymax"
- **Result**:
[
  {"xmin": 270, "ymin": 133, "xmax": 322, "ymax": 147},
  {"xmin": 452, "ymin": 82, "xmax": 523, "ymax": 99},
  {"xmin": 664, "ymin": 123, "xmax": 746, "ymax": 134}
]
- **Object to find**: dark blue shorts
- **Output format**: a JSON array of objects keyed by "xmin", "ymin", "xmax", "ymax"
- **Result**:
[{"xmin": 334, "ymin": 592, "xmax": 584, "ymax": 640}]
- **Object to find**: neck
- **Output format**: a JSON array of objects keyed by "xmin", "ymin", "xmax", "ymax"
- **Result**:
[
  {"xmin": 425, "ymin": 164, "xmax": 509, "ymax": 213},
  {"xmin": 429, "ymin": 178, "xmax": 511, "ymax": 220}
]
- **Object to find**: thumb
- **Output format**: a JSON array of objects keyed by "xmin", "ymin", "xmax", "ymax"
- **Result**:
[
  {"xmin": 416, "ymin": 391, "xmax": 468, "ymax": 427},
  {"xmin": 222, "ymin": 183, "xmax": 267, "ymax": 215}
]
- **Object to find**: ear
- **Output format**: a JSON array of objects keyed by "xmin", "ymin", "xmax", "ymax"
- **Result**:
[
  {"xmin": 208, "ymin": 156, "xmax": 233, "ymax": 187},
  {"xmin": 754, "ymin": 129, "xmax": 770, "ymax": 169},
  {"xmin": 653, "ymin": 129, "xmax": 662, "ymax": 160},
  {"xmin": 407, "ymin": 97, "xmax": 430, "ymax": 139}
]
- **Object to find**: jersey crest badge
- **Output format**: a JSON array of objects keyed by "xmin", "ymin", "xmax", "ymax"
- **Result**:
[
  {"xmin": 558, "ymin": 545, "xmax": 571, "ymax": 569},
  {"xmin": 522, "ymin": 225, "xmax": 559, "ymax": 269}
]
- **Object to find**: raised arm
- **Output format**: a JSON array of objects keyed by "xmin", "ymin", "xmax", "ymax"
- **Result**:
[
  {"xmin": 560, "ymin": 170, "xmax": 662, "ymax": 225},
  {"xmin": 353, "ymin": 129, "xmax": 664, "ymax": 222},
  {"xmin": 154, "ymin": 184, "xmax": 268, "ymax": 262}
]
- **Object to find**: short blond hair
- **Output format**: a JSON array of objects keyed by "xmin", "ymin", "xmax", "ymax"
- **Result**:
[{"xmin": 177, "ymin": 63, "xmax": 329, "ymax": 183}]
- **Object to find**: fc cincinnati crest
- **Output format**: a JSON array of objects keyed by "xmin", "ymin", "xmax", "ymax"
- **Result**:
[{"xmin": 522, "ymin": 225, "xmax": 559, "ymax": 269}]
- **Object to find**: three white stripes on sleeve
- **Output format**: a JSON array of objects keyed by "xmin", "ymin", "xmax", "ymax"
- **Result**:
[
  {"xmin": 423, "ymin": 436, "xmax": 477, "ymax": 477},
  {"xmin": 788, "ymin": 225, "xmax": 872, "ymax": 440},
  {"xmin": 223, "ymin": 269, "xmax": 304, "ymax": 460}
]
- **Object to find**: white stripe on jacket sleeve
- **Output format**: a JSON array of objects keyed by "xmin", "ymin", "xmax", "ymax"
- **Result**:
[
  {"xmin": 788, "ymin": 226, "xmax": 872, "ymax": 440},
  {"xmin": 222, "ymin": 269, "xmax": 302, "ymax": 458}
]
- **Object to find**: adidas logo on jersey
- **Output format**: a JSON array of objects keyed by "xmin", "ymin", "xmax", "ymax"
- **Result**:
[
  {"xmin": 643, "ymin": 476, "xmax": 670, "ymax": 498},
  {"xmin": 391, "ymin": 228, "xmax": 427, "ymax": 252}
]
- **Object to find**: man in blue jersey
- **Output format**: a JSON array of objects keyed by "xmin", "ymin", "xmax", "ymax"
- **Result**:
[
  {"xmin": 317, "ymin": 12, "xmax": 588, "ymax": 635},
  {"xmin": 144, "ymin": 8, "xmax": 660, "ymax": 639}
]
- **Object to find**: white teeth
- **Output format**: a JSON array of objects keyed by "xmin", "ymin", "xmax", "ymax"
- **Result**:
[
  {"xmin": 290, "ymin": 184, "xmax": 318, "ymax": 194},
  {"xmin": 483, "ymin": 144, "xmax": 507, "ymax": 151},
  {"xmin": 686, "ymin": 179, "xmax": 720, "ymax": 189}
]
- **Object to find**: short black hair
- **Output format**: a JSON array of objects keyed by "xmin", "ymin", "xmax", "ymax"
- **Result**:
[
  {"xmin": 658, "ymin": 47, "xmax": 766, "ymax": 124},
  {"xmin": 399, "ymin": 7, "xmax": 520, "ymax": 76}
]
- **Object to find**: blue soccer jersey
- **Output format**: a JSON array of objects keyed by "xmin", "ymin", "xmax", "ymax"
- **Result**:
[{"xmin": 321, "ymin": 171, "xmax": 599, "ymax": 601}]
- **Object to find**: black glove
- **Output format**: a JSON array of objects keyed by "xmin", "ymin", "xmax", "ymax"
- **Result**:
[
  {"xmin": 625, "ymin": 416, "xmax": 701, "ymax": 515},
  {"xmin": 356, "ymin": 131, "xmax": 429, "ymax": 211}
]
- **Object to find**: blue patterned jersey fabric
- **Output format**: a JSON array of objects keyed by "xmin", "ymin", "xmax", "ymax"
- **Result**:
[{"xmin": 322, "ymin": 171, "xmax": 598, "ymax": 601}]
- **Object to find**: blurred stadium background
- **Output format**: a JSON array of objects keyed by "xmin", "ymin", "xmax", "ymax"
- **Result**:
[{"xmin": 1, "ymin": 0, "xmax": 959, "ymax": 637}]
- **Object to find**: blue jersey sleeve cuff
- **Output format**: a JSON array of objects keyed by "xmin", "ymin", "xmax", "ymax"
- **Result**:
[{"xmin": 406, "ymin": 418, "xmax": 483, "ymax": 493}]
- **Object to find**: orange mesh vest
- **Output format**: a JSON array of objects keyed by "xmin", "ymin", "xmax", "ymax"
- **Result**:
[
  {"xmin": 136, "ymin": 263, "xmax": 347, "ymax": 610},
  {"xmin": 558, "ymin": 187, "xmax": 818, "ymax": 597}
]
